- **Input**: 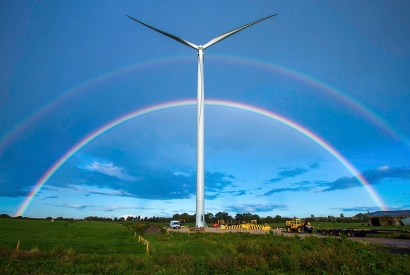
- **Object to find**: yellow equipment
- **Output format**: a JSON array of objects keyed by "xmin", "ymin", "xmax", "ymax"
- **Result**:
[
  {"xmin": 285, "ymin": 218, "xmax": 313, "ymax": 233},
  {"xmin": 220, "ymin": 221, "xmax": 271, "ymax": 231}
]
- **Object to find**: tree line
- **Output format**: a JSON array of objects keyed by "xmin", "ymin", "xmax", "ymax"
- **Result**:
[{"xmin": 0, "ymin": 212, "xmax": 370, "ymax": 223}]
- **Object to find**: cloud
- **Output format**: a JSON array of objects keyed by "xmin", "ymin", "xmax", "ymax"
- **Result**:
[
  {"xmin": 42, "ymin": 196, "xmax": 59, "ymax": 200},
  {"xmin": 220, "ymin": 189, "xmax": 249, "ymax": 197},
  {"xmin": 278, "ymin": 167, "xmax": 308, "ymax": 178},
  {"xmin": 51, "ymin": 203, "xmax": 154, "ymax": 212},
  {"xmin": 83, "ymin": 161, "xmax": 137, "ymax": 181},
  {"xmin": 263, "ymin": 180, "xmax": 318, "ymax": 196},
  {"xmin": 51, "ymin": 167, "xmax": 235, "ymax": 201},
  {"xmin": 265, "ymin": 163, "xmax": 320, "ymax": 184},
  {"xmin": 68, "ymin": 185, "xmax": 136, "ymax": 197},
  {"xmin": 0, "ymin": 185, "xmax": 27, "ymax": 197},
  {"xmin": 332, "ymin": 206, "xmax": 382, "ymax": 212},
  {"xmin": 229, "ymin": 204, "xmax": 288, "ymax": 213},
  {"xmin": 205, "ymin": 194, "xmax": 221, "ymax": 200},
  {"xmin": 0, "ymin": 168, "xmax": 36, "ymax": 197},
  {"xmin": 322, "ymin": 166, "xmax": 410, "ymax": 192},
  {"xmin": 205, "ymin": 172, "xmax": 234, "ymax": 192},
  {"xmin": 264, "ymin": 186, "xmax": 314, "ymax": 196},
  {"xmin": 334, "ymin": 205, "xmax": 410, "ymax": 213}
]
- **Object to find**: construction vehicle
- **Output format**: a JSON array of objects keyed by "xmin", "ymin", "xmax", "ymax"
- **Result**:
[
  {"xmin": 178, "ymin": 219, "xmax": 186, "ymax": 227},
  {"xmin": 285, "ymin": 218, "xmax": 314, "ymax": 233}
]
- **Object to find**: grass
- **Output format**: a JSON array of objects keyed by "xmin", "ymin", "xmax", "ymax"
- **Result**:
[
  {"xmin": 0, "ymin": 219, "xmax": 146, "ymax": 255},
  {"xmin": 1, "ymin": 219, "xmax": 409, "ymax": 274}
]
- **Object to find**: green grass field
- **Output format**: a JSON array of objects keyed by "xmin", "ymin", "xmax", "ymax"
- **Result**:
[
  {"xmin": 1, "ymin": 219, "xmax": 409, "ymax": 274},
  {"xmin": 0, "ymin": 219, "xmax": 146, "ymax": 255}
]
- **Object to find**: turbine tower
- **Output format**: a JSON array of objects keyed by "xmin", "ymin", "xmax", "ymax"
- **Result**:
[{"xmin": 127, "ymin": 13, "xmax": 276, "ymax": 227}]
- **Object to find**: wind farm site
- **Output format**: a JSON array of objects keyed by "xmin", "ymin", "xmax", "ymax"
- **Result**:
[{"xmin": 2, "ymin": 2, "xmax": 410, "ymax": 274}]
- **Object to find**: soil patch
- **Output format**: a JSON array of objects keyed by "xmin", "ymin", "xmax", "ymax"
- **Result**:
[{"xmin": 143, "ymin": 224, "xmax": 163, "ymax": 234}]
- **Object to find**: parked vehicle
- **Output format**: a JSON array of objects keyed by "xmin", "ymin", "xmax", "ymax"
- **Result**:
[{"xmin": 169, "ymin": 220, "xmax": 181, "ymax": 229}]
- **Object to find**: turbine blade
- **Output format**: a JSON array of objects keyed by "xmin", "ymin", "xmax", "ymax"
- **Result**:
[
  {"xmin": 203, "ymin": 14, "xmax": 277, "ymax": 50},
  {"xmin": 126, "ymin": 15, "xmax": 198, "ymax": 50}
]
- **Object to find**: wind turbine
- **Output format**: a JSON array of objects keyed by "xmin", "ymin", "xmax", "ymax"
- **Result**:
[{"xmin": 127, "ymin": 13, "xmax": 276, "ymax": 227}]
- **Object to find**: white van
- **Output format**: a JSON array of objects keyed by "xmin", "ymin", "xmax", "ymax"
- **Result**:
[{"xmin": 169, "ymin": 220, "xmax": 181, "ymax": 229}]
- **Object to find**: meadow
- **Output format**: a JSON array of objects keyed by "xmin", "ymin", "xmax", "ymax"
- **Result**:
[{"xmin": 0, "ymin": 219, "xmax": 409, "ymax": 274}]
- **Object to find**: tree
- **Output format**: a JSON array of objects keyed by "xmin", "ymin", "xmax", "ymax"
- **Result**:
[
  {"xmin": 264, "ymin": 216, "xmax": 274, "ymax": 223},
  {"xmin": 235, "ymin": 213, "xmax": 244, "ymax": 221},
  {"xmin": 340, "ymin": 213, "xmax": 344, "ymax": 218},
  {"xmin": 215, "ymin": 212, "xmax": 231, "ymax": 221},
  {"xmin": 205, "ymin": 213, "xmax": 214, "ymax": 222}
]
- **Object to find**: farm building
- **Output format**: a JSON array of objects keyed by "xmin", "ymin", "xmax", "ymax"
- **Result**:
[{"xmin": 369, "ymin": 210, "xmax": 410, "ymax": 226}]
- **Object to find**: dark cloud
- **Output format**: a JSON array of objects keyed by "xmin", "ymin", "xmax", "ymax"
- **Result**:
[
  {"xmin": 236, "ymin": 190, "xmax": 247, "ymax": 196},
  {"xmin": 205, "ymin": 172, "xmax": 234, "ymax": 192},
  {"xmin": 278, "ymin": 167, "xmax": 308, "ymax": 178},
  {"xmin": 263, "ymin": 180, "xmax": 318, "ymax": 196},
  {"xmin": 52, "ymin": 164, "xmax": 235, "ymax": 201},
  {"xmin": 265, "ymin": 163, "xmax": 320, "ymax": 184},
  {"xmin": 50, "ymin": 203, "xmax": 154, "ymax": 212},
  {"xmin": 322, "ymin": 166, "xmax": 410, "ymax": 192},
  {"xmin": 266, "ymin": 177, "xmax": 282, "ymax": 184},
  {"xmin": 42, "ymin": 196, "xmax": 59, "ymax": 200},
  {"xmin": 332, "ymin": 206, "xmax": 382, "ymax": 212},
  {"xmin": 264, "ymin": 186, "xmax": 313, "ymax": 196},
  {"xmin": 0, "ymin": 184, "xmax": 27, "ymax": 197},
  {"xmin": 229, "ymin": 204, "xmax": 288, "ymax": 213},
  {"xmin": 205, "ymin": 194, "xmax": 220, "ymax": 200}
]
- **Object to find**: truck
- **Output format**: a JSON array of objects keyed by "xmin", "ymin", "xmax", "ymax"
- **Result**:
[
  {"xmin": 285, "ymin": 218, "xmax": 314, "ymax": 233},
  {"xmin": 169, "ymin": 220, "xmax": 181, "ymax": 229}
]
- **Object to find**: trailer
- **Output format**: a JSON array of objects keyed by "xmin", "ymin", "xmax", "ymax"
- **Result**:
[
  {"xmin": 317, "ymin": 228, "xmax": 410, "ymax": 237},
  {"xmin": 318, "ymin": 228, "xmax": 368, "ymax": 237}
]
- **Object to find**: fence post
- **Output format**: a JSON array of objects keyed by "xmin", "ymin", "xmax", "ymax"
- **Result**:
[{"xmin": 16, "ymin": 240, "xmax": 20, "ymax": 251}]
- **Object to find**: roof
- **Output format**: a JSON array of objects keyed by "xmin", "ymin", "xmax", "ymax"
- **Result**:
[{"xmin": 369, "ymin": 210, "xmax": 410, "ymax": 217}]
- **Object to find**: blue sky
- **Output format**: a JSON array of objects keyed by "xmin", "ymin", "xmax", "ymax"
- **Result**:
[{"xmin": 1, "ymin": 1, "xmax": 409, "ymax": 220}]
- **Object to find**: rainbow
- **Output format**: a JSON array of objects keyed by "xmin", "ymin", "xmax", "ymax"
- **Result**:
[
  {"xmin": 14, "ymin": 99, "xmax": 387, "ymax": 216},
  {"xmin": 1, "ymin": 55, "xmax": 407, "ymax": 155},
  {"xmin": 0, "ymin": 55, "xmax": 192, "ymax": 154},
  {"xmin": 213, "ymin": 54, "xmax": 405, "ymax": 141}
]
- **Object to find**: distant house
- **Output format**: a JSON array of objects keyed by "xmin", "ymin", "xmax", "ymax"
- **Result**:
[{"xmin": 369, "ymin": 210, "xmax": 410, "ymax": 226}]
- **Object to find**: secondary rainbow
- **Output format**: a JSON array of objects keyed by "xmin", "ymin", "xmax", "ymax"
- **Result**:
[
  {"xmin": 14, "ymin": 99, "xmax": 387, "ymax": 216},
  {"xmin": 2, "ymin": 55, "xmax": 406, "ymax": 155}
]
